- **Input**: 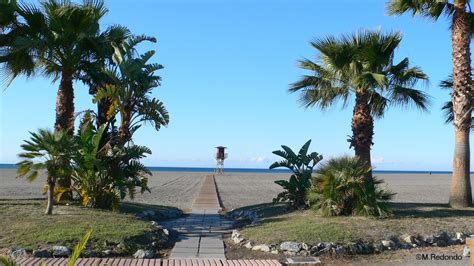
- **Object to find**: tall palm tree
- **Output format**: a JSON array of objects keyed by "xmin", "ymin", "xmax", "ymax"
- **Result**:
[
  {"xmin": 3, "ymin": 0, "xmax": 108, "ymax": 131},
  {"xmin": 440, "ymin": 76, "xmax": 474, "ymax": 127},
  {"xmin": 17, "ymin": 129, "xmax": 75, "ymax": 215},
  {"xmin": 290, "ymin": 30, "xmax": 429, "ymax": 181},
  {"xmin": 94, "ymin": 46, "xmax": 169, "ymax": 145},
  {"xmin": 2, "ymin": 0, "xmax": 108, "ymax": 194},
  {"xmin": 388, "ymin": 0, "xmax": 473, "ymax": 208},
  {"xmin": 79, "ymin": 29, "xmax": 155, "ymax": 129}
]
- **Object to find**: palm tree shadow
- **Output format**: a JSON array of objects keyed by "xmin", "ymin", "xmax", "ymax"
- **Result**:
[{"xmin": 390, "ymin": 202, "xmax": 474, "ymax": 218}]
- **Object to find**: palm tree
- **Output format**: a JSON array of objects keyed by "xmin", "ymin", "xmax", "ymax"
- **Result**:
[
  {"xmin": 290, "ymin": 30, "xmax": 429, "ymax": 181},
  {"xmin": 0, "ymin": 0, "xmax": 36, "ymax": 84},
  {"xmin": 79, "ymin": 29, "xmax": 155, "ymax": 129},
  {"xmin": 0, "ymin": 0, "xmax": 16, "ymax": 29},
  {"xmin": 388, "ymin": 0, "xmax": 473, "ymax": 208},
  {"xmin": 17, "ymin": 129, "xmax": 75, "ymax": 214},
  {"xmin": 1, "ymin": 0, "xmax": 108, "ymax": 195},
  {"xmin": 2, "ymin": 0, "xmax": 108, "ymax": 132},
  {"xmin": 307, "ymin": 156, "xmax": 394, "ymax": 217},
  {"xmin": 440, "ymin": 76, "xmax": 474, "ymax": 127},
  {"xmin": 94, "ymin": 47, "xmax": 169, "ymax": 145}
]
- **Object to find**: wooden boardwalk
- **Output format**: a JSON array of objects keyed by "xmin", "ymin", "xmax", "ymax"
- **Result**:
[{"xmin": 14, "ymin": 258, "xmax": 282, "ymax": 266}]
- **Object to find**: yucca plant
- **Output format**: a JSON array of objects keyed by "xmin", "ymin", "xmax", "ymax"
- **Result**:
[
  {"xmin": 307, "ymin": 156, "xmax": 394, "ymax": 217},
  {"xmin": 270, "ymin": 140, "xmax": 323, "ymax": 208}
]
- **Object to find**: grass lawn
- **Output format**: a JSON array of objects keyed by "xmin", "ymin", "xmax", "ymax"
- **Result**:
[
  {"xmin": 236, "ymin": 202, "xmax": 474, "ymax": 245},
  {"xmin": 0, "ymin": 199, "xmax": 176, "ymax": 250}
]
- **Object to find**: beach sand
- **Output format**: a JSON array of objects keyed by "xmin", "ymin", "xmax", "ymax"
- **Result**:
[{"xmin": 1, "ymin": 169, "xmax": 473, "ymax": 211}]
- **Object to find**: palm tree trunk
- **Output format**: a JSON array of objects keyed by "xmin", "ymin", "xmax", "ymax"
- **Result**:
[
  {"xmin": 55, "ymin": 70, "xmax": 74, "ymax": 200},
  {"xmin": 351, "ymin": 92, "xmax": 374, "ymax": 181},
  {"xmin": 55, "ymin": 70, "xmax": 75, "ymax": 133},
  {"xmin": 97, "ymin": 98, "xmax": 112, "ymax": 127},
  {"xmin": 119, "ymin": 107, "xmax": 132, "ymax": 145},
  {"xmin": 45, "ymin": 178, "xmax": 55, "ymax": 215},
  {"xmin": 450, "ymin": 2, "xmax": 473, "ymax": 208}
]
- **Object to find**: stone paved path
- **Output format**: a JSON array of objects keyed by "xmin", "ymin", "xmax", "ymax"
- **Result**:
[
  {"xmin": 13, "ymin": 175, "xmax": 283, "ymax": 265},
  {"xmin": 162, "ymin": 175, "xmax": 234, "ymax": 259}
]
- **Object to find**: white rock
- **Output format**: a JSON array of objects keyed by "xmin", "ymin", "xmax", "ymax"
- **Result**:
[
  {"xmin": 252, "ymin": 244, "xmax": 271, "ymax": 252},
  {"xmin": 301, "ymin": 243, "xmax": 310, "ymax": 251},
  {"xmin": 400, "ymin": 234, "xmax": 414, "ymax": 244},
  {"xmin": 270, "ymin": 250, "xmax": 279, "ymax": 254},
  {"xmin": 10, "ymin": 249, "xmax": 28, "ymax": 258},
  {"xmin": 52, "ymin": 246, "xmax": 70, "ymax": 257},
  {"xmin": 463, "ymin": 246, "xmax": 470, "ymax": 257},
  {"xmin": 244, "ymin": 241, "xmax": 254, "ymax": 249},
  {"xmin": 233, "ymin": 236, "xmax": 244, "ymax": 244},
  {"xmin": 231, "ymin": 229, "xmax": 244, "ymax": 244},
  {"xmin": 381, "ymin": 240, "xmax": 395, "ymax": 249},
  {"xmin": 133, "ymin": 249, "xmax": 154, "ymax": 259},
  {"xmin": 163, "ymin": 229, "xmax": 169, "ymax": 236},
  {"xmin": 231, "ymin": 230, "xmax": 241, "ymax": 238},
  {"xmin": 280, "ymin": 241, "xmax": 301, "ymax": 252}
]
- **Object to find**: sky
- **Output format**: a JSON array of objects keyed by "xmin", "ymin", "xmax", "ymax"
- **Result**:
[{"xmin": 0, "ymin": 0, "xmax": 467, "ymax": 170}]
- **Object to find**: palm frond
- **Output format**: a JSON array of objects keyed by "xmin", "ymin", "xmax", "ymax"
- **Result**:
[{"xmin": 387, "ymin": 0, "xmax": 454, "ymax": 20}]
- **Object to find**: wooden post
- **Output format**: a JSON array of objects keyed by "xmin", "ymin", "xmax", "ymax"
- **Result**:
[{"xmin": 467, "ymin": 238, "xmax": 474, "ymax": 266}]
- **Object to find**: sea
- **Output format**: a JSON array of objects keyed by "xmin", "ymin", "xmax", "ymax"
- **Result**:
[{"xmin": 0, "ymin": 163, "xmax": 452, "ymax": 174}]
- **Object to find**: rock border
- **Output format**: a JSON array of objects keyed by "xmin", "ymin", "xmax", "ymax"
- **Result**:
[{"xmin": 231, "ymin": 229, "xmax": 473, "ymax": 257}]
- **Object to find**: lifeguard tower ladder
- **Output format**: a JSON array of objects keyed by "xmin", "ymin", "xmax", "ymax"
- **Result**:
[{"xmin": 214, "ymin": 146, "xmax": 228, "ymax": 174}]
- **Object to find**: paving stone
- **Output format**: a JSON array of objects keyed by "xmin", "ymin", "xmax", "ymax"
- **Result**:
[
  {"xmin": 169, "ymin": 175, "xmax": 229, "ymax": 259},
  {"xmin": 199, "ymin": 248, "xmax": 225, "ymax": 254}
]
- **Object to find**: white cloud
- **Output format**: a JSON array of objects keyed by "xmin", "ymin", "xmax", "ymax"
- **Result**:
[
  {"xmin": 372, "ymin": 157, "xmax": 384, "ymax": 164},
  {"xmin": 249, "ymin": 156, "xmax": 268, "ymax": 163}
]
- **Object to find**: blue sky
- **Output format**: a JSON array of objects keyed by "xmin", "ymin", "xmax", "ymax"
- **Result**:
[{"xmin": 0, "ymin": 0, "xmax": 465, "ymax": 170}]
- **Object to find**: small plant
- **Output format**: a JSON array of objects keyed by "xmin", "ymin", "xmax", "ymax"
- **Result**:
[
  {"xmin": 0, "ymin": 256, "xmax": 15, "ymax": 266},
  {"xmin": 17, "ymin": 129, "xmax": 75, "ymax": 215},
  {"xmin": 307, "ymin": 156, "xmax": 394, "ymax": 217},
  {"xmin": 269, "ymin": 140, "xmax": 322, "ymax": 208},
  {"xmin": 68, "ymin": 229, "xmax": 93, "ymax": 266}
]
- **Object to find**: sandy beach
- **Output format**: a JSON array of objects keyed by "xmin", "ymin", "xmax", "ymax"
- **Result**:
[{"xmin": 2, "ymin": 169, "xmax": 473, "ymax": 211}]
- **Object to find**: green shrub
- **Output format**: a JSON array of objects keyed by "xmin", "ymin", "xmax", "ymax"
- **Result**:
[
  {"xmin": 307, "ymin": 156, "xmax": 394, "ymax": 217},
  {"xmin": 70, "ymin": 113, "xmax": 151, "ymax": 211},
  {"xmin": 270, "ymin": 140, "xmax": 323, "ymax": 208}
]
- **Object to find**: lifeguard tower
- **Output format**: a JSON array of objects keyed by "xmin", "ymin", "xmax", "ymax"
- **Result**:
[{"xmin": 214, "ymin": 146, "xmax": 228, "ymax": 174}]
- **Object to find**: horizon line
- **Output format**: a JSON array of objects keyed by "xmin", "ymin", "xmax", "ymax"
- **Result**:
[{"xmin": 0, "ymin": 163, "xmax": 458, "ymax": 173}]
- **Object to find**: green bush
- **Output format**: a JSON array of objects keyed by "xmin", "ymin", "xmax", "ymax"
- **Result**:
[
  {"xmin": 70, "ymin": 112, "xmax": 151, "ymax": 211},
  {"xmin": 270, "ymin": 140, "xmax": 323, "ymax": 208},
  {"xmin": 307, "ymin": 156, "xmax": 394, "ymax": 217}
]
